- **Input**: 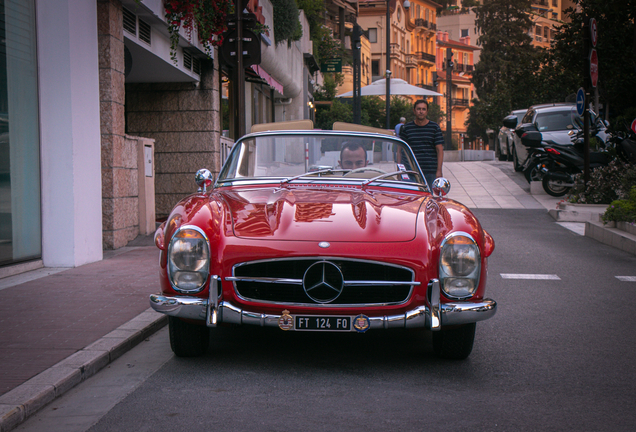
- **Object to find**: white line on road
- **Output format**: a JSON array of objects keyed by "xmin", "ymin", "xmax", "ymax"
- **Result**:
[
  {"xmin": 616, "ymin": 276, "xmax": 636, "ymax": 282},
  {"xmin": 500, "ymin": 274, "xmax": 561, "ymax": 280}
]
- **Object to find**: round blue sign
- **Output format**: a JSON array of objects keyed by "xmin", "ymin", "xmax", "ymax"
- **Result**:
[{"xmin": 576, "ymin": 88, "xmax": 585, "ymax": 116}]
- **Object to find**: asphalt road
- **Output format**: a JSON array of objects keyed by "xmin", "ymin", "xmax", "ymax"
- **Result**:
[{"xmin": 17, "ymin": 209, "xmax": 636, "ymax": 432}]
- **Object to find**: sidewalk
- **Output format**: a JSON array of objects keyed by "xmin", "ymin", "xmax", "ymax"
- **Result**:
[
  {"xmin": 0, "ymin": 160, "xmax": 606, "ymax": 431},
  {"xmin": 0, "ymin": 238, "xmax": 166, "ymax": 431}
]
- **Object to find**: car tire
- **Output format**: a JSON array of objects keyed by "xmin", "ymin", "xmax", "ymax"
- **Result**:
[
  {"xmin": 169, "ymin": 316, "xmax": 210, "ymax": 357},
  {"xmin": 432, "ymin": 323, "xmax": 476, "ymax": 360},
  {"xmin": 512, "ymin": 146, "xmax": 523, "ymax": 172}
]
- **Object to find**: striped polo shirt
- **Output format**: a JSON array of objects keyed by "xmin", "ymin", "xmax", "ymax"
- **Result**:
[{"xmin": 399, "ymin": 120, "xmax": 444, "ymax": 173}]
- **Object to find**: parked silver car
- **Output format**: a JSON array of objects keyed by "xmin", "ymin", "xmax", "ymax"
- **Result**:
[
  {"xmin": 496, "ymin": 109, "xmax": 526, "ymax": 161},
  {"xmin": 504, "ymin": 103, "xmax": 607, "ymax": 172}
]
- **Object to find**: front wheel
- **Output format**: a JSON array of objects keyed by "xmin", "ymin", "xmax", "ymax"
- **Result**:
[
  {"xmin": 432, "ymin": 323, "xmax": 476, "ymax": 360},
  {"xmin": 542, "ymin": 172, "xmax": 571, "ymax": 197},
  {"xmin": 169, "ymin": 316, "xmax": 210, "ymax": 357}
]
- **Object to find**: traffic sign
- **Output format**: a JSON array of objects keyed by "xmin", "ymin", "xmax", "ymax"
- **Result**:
[
  {"xmin": 576, "ymin": 88, "xmax": 585, "ymax": 116},
  {"xmin": 590, "ymin": 18, "xmax": 597, "ymax": 48},
  {"xmin": 631, "ymin": 118, "xmax": 636, "ymax": 135},
  {"xmin": 589, "ymin": 48, "xmax": 598, "ymax": 88}
]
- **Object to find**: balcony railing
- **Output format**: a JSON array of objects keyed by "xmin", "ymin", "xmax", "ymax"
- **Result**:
[
  {"xmin": 413, "ymin": 18, "xmax": 436, "ymax": 31},
  {"xmin": 390, "ymin": 42, "xmax": 400, "ymax": 59},
  {"xmin": 416, "ymin": 51, "xmax": 435, "ymax": 64},
  {"xmin": 455, "ymin": 64, "xmax": 474, "ymax": 73},
  {"xmin": 405, "ymin": 54, "xmax": 417, "ymax": 68},
  {"xmin": 417, "ymin": 83, "xmax": 437, "ymax": 91},
  {"xmin": 452, "ymin": 98, "xmax": 470, "ymax": 106}
]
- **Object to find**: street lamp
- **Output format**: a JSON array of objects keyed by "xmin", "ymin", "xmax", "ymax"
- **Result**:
[{"xmin": 385, "ymin": 0, "xmax": 391, "ymax": 129}]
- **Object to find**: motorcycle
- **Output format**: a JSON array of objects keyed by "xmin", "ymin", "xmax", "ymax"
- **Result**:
[{"xmin": 538, "ymin": 124, "xmax": 636, "ymax": 197}]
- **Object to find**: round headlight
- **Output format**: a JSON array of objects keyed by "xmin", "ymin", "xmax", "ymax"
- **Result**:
[
  {"xmin": 168, "ymin": 226, "xmax": 210, "ymax": 292},
  {"xmin": 439, "ymin": 233, "xmax": 480, "ymax": 298}
]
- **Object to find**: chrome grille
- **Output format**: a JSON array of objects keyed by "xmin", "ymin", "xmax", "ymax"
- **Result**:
[{"xmin": 228, "ymin": 258, "xmax": 417, "ymax": 306}]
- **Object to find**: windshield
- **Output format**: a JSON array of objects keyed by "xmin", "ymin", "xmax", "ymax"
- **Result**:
[
  {"xmin": 217, "ymin": 133, "xmax": 426, "ymax": 189},
  {"xmin": 535, "ymin": 108, "xmax": 576, "ymax": 132}
]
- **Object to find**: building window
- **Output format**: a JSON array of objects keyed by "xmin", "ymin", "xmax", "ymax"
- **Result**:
[
  {"xmin": 461, "ymin": 28, "xmax": 469, "ymax": 38},
  {"xmin": 368, "ymin": 28, "xmax": 377, "ymax": 43},
  {"xmin": 0, "ymin": 0, "xmax": 41, "ymax": 266}
]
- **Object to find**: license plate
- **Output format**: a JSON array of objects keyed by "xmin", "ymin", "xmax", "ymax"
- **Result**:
[{"xmin": 295, "ymin": 316, "xmax": 352, "ymax": 332}]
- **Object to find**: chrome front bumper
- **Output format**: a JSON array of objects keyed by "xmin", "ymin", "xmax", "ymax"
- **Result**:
[{"xmin": 149, "ymin": 278, "xmax": 497, "ymax": 331}]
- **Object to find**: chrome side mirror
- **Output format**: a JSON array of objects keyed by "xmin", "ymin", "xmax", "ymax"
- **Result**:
[
  {"xmin": 432, "ymin": 177, "xmax": 450, "ymax": 197},
  {"xmin": 195, "ymin": 169, "xmax": 214, "ymax": 193}
]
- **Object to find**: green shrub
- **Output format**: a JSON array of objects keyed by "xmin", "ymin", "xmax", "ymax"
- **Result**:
[
  {"xmin": 568, "ymin": 159, "xmax": 636, "ymax": 204},
  {"xmin": 602, "ymin": 186, "xmax": 636, "ymax": 224}
]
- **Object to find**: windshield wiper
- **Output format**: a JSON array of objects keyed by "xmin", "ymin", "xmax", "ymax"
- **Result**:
[
  {"xmin": 280, "ymin": 168, "xmax": 349, "ymax": 186},
  {"xmin": 361, "ymin": 170, "xmax": 424, "ymax": 189}
]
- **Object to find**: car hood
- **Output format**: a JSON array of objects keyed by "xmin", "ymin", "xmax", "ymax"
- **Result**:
[{"xmin": 219, "ymin": 187, "xmax": 423, "ymax": 242}]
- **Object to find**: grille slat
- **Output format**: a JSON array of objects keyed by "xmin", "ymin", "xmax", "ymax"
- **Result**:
[{"xmin": 232, "ymin": 258, "xmax": 415, "ymax": 306}]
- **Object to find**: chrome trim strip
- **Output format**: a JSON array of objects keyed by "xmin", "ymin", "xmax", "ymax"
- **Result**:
[
  {"xmin": 429, "ymin": 279, "xmax": 441, "ymax": 331},
  {"xmin": 226, "ymin": 276, "xmax": 303, "ymax": 285},
  {"xmin": 344, "ymin": 280, "xmax": 420, "ymax": 286},
  {"xmin": 225, "ymin": 277, "xmax": 419, "ymax": 287},
  {"xmin": 207, "ymin": 275, "xmax": 219, "ymax": 327},
  {"xmin": 149, "ymin": 295, "xmax": 497, "ymax": 329}
]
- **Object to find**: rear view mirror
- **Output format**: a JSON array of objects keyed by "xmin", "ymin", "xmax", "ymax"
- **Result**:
[
  {"xmin": 520, "ymin": 131, "xmax": 543, "ymax": 148},
  {"xmin": 502, "ymin": 115, "xmax": 518, "ymax": 129}
]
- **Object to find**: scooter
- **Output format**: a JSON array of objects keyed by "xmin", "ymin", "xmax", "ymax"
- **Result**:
[{"xmin": 540, "ymin": 141, "xmax": 611, "ymax": 197}]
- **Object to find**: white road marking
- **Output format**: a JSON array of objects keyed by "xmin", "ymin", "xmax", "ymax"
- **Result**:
[
  {"xmin": 500, "ymin": 274, "xmax": 561, "ymax": 280},
  {"xmin": 616, "ymin": 276, "xmax": 636, "ymax": 282}
]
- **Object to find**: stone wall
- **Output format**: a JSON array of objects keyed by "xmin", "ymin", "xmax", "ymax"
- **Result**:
[
  {"xmin": 98, "ymin": 0, "xmax": 139, "ymax": 249},
  {"xmin": 125, "ymin": 58, "xmax": 220, "ymax": 219}
]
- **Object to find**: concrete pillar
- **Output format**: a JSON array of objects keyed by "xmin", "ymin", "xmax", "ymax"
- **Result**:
[{"xmin": 37, "ymin": 0, "xmax": 103, "ymax": 266}]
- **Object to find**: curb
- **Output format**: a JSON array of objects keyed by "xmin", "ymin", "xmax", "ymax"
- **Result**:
[
  {"xmin": 0, "ymin": 309, "xmax": 167, "ymax": 432},
  {"xmin": 585, "ymin": 220, "xmax": 636, "ymax": 256}
]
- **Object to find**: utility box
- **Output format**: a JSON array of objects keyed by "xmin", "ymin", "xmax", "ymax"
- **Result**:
[{"xmin": 136, "ymin": 137, "xmax": 156, "ymax": 235}]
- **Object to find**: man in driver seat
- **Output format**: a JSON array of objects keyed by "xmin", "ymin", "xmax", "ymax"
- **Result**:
[{"xmin": 339, "ymin": 142, "xmax": 368, "ymax": 170}]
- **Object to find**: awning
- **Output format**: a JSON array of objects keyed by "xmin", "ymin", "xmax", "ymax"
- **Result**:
[{"xmin": 250, "ymin": 65, "xmax": 284, "ymax": 94}]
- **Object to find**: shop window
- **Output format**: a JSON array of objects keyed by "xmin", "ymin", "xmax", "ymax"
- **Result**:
[{"xmin": 0, "ymin": 0, "xmax": 41, "ymax": 266}]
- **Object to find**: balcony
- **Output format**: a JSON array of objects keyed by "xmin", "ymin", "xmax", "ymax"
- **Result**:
[
  {"xmin": 405, "ymin": 54, "xmax": 417, "ymax": 68},
  {"xmin": 455, "ymin": 64, "xmax": 474, "ymax": 73},
  {"xmin": 417, "ymin": 83, "xmax": 437, "ymax": 92},
  {"xmin": 416, "ymin": 51, "xmax": 435, "ymax": 64},
  {"xmin": 452, "ymin": 98, "xmax": 470, "ymax": 107},
  {"xmin": 390, "ymin": 42, "xmax": 401, "ymax": 59}
]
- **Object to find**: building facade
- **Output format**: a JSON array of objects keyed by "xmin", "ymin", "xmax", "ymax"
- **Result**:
[{"xmin": 0, "ymin": 0, "xmax": 315, "ymax": 276}]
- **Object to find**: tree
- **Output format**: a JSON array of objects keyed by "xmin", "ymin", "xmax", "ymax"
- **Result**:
[
  {"xmin": 546, "ymin": 0, "xmax": 636, "ymax": 125},
  {"xmin": 468, "ymin": 0, "xmax": 538, "ymax": 138}
]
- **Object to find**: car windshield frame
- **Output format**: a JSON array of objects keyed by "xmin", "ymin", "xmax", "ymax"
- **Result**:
[{"xmin": 215, "ymin": 131, "xmax": 429, "ymax": 192}]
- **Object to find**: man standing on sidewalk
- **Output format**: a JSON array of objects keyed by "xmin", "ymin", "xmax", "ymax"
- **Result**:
[{"xmin": 399, "ymin": 99, "xmax": 444, "ymax": 187}]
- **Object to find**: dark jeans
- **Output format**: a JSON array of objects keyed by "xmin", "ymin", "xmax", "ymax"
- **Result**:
[{"xmin": 423, "ymin": 172, "xmax": 437, "ymax": 190}]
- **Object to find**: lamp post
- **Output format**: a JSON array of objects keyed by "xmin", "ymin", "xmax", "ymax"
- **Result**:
[
  {"xmin": 385, "ymin": 0, "xmax": 391, "ymax": 129},
  {"xmin": 385, "ymin": 1, "xmax": 410, "ymax": 130}
]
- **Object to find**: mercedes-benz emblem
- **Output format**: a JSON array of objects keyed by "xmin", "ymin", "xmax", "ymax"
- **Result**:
[{"xmin": 303, "ymin": 261, "xmax": 344, "ymax": 304}]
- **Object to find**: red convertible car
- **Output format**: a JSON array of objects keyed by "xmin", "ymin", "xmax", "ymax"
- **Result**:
[{"xmin": 150, "ymin": 121, "xmax": 496, "ymax": 360}]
